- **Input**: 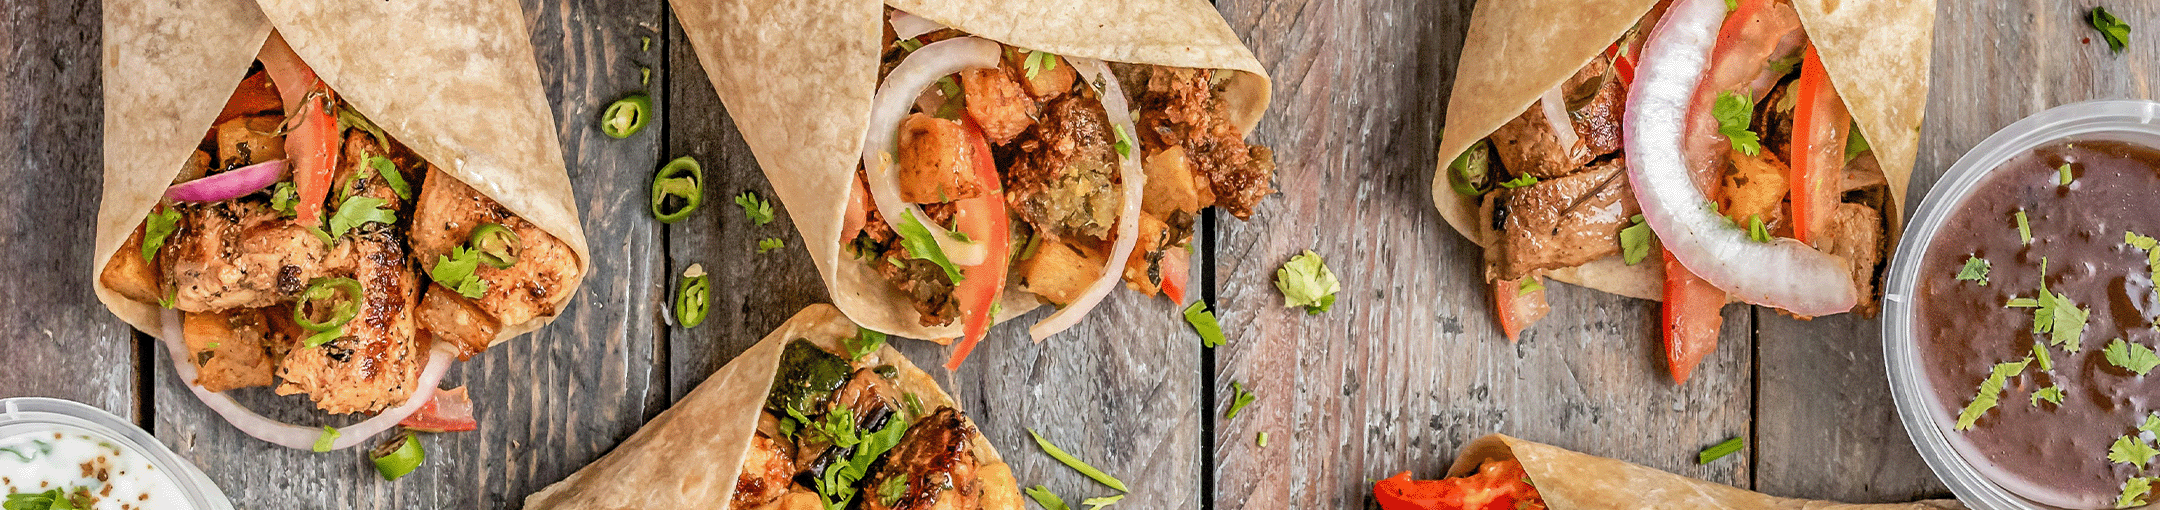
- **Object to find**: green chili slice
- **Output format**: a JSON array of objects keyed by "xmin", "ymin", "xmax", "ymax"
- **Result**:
[
  {"xmin": 468, "ymin": 223, "xmax": 522, "ymax": 269},
  {"xmin": 651, "ymin": 156, "xmax": 703, "ymax": 223},
  {"xmin": 1448, "ymin": 139, "xmax": 1494, "ymax": 196},
  {"xmin": 293, "ymin": 277, "xmax": 363, "ymax": 332},
  {"xmin": 369, "ymin": 432, "xmax": 426, "ymax": 481},
  {"xmin": 601, "ymin": 94, "xmax": 652, "ymax": 139},
  {"xmin": 676, "ymin": 264, "xmax": 711, "ymax": 328}
]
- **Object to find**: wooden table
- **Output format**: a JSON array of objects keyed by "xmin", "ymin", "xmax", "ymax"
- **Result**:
[{"xmin": 0, "ymin": 0, "xmax": 2147, "ymax": 507}]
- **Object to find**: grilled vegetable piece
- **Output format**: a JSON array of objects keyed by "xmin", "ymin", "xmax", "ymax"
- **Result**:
[
  {"xmin": 181, "ymin": 309, "xmax": 278, "ymax": 392},
  {"xmin": 896, "ymin": 113, "xmax": 988, "ymax": 204},
  {"xmin": 161, "ymin": 200, "xmax": 333, "ymax": 312},
  {"xmin": 411, "ymin": 166, "xmax": 580, "ymax": 346},
  {"xmin": 863, "ymin": 408, "xmax": 983, "ymax": 510},
  {"xmin": 213, "ymin": 114, "xmax": 286, "ymax": 169},
  {"xmin": 732, "ymin": 432, "xmax": 797, "ymax": 509}
]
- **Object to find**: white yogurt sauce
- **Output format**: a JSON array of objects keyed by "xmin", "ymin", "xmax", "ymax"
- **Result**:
[{"xmin": 0, "ymin": 427, "xmax": 193, "ymax": 510}]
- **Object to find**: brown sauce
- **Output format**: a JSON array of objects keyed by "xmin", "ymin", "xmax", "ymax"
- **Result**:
[{"xmin": 1916, "ymin": 140, "xmax": 2160, "ymax": 508}]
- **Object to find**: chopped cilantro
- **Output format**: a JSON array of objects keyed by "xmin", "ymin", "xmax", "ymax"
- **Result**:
[
  {"xmin": 141, "ymin": 207, "xmax": 183, "ymax": 263},
  {"xmin": 5, "ymin": 487, "xmax": 85, "ymax": 510},
  {"xmin": 1957, "ymin": 256, "xmax": 1990, "ymax": 285},
  {"xmin": 844, "ymin": 327, "xmax": 887, "ymax": 361},
  {"xmin": 1712, "ymin": 92, "xmax": 1762, "ymax": 155},
  {"xmin": 1499, "ymin": 173, "xmax": 1539, "ymax": 189},
  {"xmin": 1184, "ymin": 301, "xmax": 1227, "ymax": 348},
  {"xmin": 1275, "ymin": 250, "xmax": 1340, "ymax": 314},
  {"xmin": 1697, "ymin": 436, "xmax": 1744, "ymax": 464},
  {"xmin": 2143, "ymin": 413, "xmax": 2160, "ymax": 435},
  {"xmin": 1022, "ymin": 50, "xmax": 1059, "ymax": 80},
  {"xmin": 2104, "ymin": 338, "xmax": 2159, "ymax": 375},
  {"xmin": 1956, "ymin": 358, "xmax": 2031, "ymax": 430},
  {"xmin": 734, "ymin": 191, "xmax": 774, "ymax": 226},
  {"xmin": 1111, "ymin": 123, "xmax": 1133, "ymax": 160},
  {"xmin": 1517, "ymin": 277, "xmax": 1544, "ymax": 296},
  {"xmin": 894, "ymin": 211, "xmax": 963, "ymax": 283},
  {"xmin": 2030, "ymin": 385, "xmax": 2064, "ymax": 407},
  {"xmin": 1226, "ymin": 381, "xmax": 1257, "ymax": 419},
  {"xmin": 2016, "ymin": 267, "xmax": 2089, "ymax": 352},
  {"xmin": 2091, "ymin": 7, "xmax": 2131, "ymax": 53},
  {"xmin": 2110, "ymin": 434, "xmax": 2158, "ymax": 470},
  {"xmin": 327, "ymin": 196, "xmax": 397, "ymax": 238},
  {"xmin": 431, "ymin": 246, "xmax": 491, "ymax": 299},
  {"xmin": 1257, "ymin": 431, "xmax": 1269, "ymax": 447},
  {"xmin": 366, "ymin": 156, "xmax": 411, "ymax": 200},
  {"xmin": 757, "ymin": 237, "xmax": 785, "ymax": 253},
  {"xmin": 877, "ymin": 474, "xmax": 909, "ymax": 508},
  {"xmin": 2123, "ymin": 477, "xmax": 2155, "ymax": 509},
  {"xmin": 1026, "ymin": 486, "xmax": 1073, "ymax": 510},
  {"xmin": 2034, "ymin": 341, "xmax": 2054, "ymax": 371},
  {"xmin": 313, "ymin": 426, "xmax": 340, "ymax": 452},
  {"xmin": 1746, "ymin": 214, "xmax": 1771, "ymax": 243},
  {"xmin": 1621, "ymin": 214, "xmax": 1655, "ymax": 265},
  {"xmin": 2060, "ymin": 163, "xmax": 2076, "ymax": 186},
  {"xmin": 2016, "ymin": 209, "xmax": 2032, "ymax": 245},
  {"xmin": 269, "ymin": 182, "xmax": 300, "ymax": 217}
]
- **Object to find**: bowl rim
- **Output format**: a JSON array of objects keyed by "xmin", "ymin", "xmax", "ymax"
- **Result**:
[{"xmin": 0, "ymin": 396, "xmax": 234, "ymax": 510}]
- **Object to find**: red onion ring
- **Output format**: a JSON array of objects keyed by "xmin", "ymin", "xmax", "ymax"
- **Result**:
[
  {"xmin": 861, "ymin": 37, "xmax": 1000, "ymax": 266},
  {"xmin": 165, "ymin": 160, "xmax": 285, "ymax": 203},
  {"xmin": 1027, "ymin": 57, "xmax": 1144, "ymax": 341},
  {"xmin": 158, "ymin": 309, "xmax": 452, "ymax": 451},
  {"xmin": 1622, "ymin": 0, "xmax": 1856, "ymax": 315},
  {"xmin": 890, "ymin": 10, "xmax": 944, "ymax": 41}
]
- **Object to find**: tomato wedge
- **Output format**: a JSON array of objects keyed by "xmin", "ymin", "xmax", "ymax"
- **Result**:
[
  {"xmin": 1493, "ymin": 277, "xmax": 1550, "ymax": 343},
  {"xmin": 943, "ymin": 119, "xmax": 1009, "ymax": 371},
  {"xmin": 398, "ymin": 387, "xmax": 477, "ymax": 433},
  {"xmin": 1788, "ymin": 44, "xmax": 1849, "ymax": 245},
  {"xmin": 1661, "ymin": 251, "xmax": 1725, "ymax": 384},
  {"xmin": 1158, "ymin": 247, "xmax": 1191, "ymax": 305},
  {"xmin": 258, "ymin": 34, "xmax": 338, "ymax": 227},
  {"xmin": 1372, "ymin": 460, "xmax": 1545, "ymax": 510}
]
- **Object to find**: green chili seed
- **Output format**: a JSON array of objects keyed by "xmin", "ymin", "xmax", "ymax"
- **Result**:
[
  {"xmin": 676, "ymin": 266, "xmax": 711, "ymax": 328},
  {"xmin": 293, "ymin": 277, "xmax": 363, "ymax": 332},
  {"xmin": 601, "ymin": 94, "xmax": 651, "ymax": 139},
  {"xmin": 652, "ymin": 156, "xmax": 703, "ymax": 223},
  {"xmin": 467, "ymin": 223, "xmax": 522, "ymax": 269}
]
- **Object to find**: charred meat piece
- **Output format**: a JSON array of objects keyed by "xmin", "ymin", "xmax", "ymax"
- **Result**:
[
  {"xmin": 876, "ymin": 245, "xmax": 960, "ymax": 327},
  {"xmin": 832, "ymin": 368, "xmax": 902, "ymax": 420},
  {"xmin": 1755, "ymin": 77, "xmax": 1799, "ymax": 159},
  {"xmin": 897, "ymin": 113, "xmax": 988, "ymax": 204},
  {"xmin": 863, "ymin": 408, "xmax": 983, "ymax": 510},
  {"xmin": 960, "ymin": 66, "xmax": 1039, "ymax": 145},
  {"xmin": 1490, "ymin": 159, "xmax": 1637, "ymax": 281},
  {"xmin": 1131, "ymin": 66, "xmax": 1276, "ymax": 219},
  {"xmin": 411, "ymin": 166, "xmax": 580, "ymax": 349},
  {"xmin": 1487, "ymin": 54, "xmax": 1625, "ymax": 180},
  {"xmin": 161, "ymin": 200, "xmax": 333, "ymax": 312},
  {"xmin": 1008, "ymin": 95, "xmax": 1123, "ymax": 240},
  {"xmin": 180, "ymin": 309, "xmax": 278, "ymax": 392},
  {"xmin": 275, "ymin": 227, "xmax": 421, "ymax": 415},
  {"xmin": 1815, "ymin": 203, "xmax": 1885, "ymax": 317},
  {"xmin": 732, "ymin": 431, "xmax": 798, "ymax": 510}
]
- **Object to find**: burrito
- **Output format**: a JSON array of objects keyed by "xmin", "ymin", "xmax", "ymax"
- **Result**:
[
  {"xmin": 1430, "ymin": 0, "xmax": 1931, "ymax": 382},
  {"xmin": 1373, "ymin": 434, "xmax": 1963, "ymax": 510},
  {"xmin": 671, "ymin": 0, "xmax": 1275, "ymax": 368},
  {"xmin": 92, "ymin": 0, "xmax": 586, "ymax": 450},
  {"xmin": 525, "ymin": 304, "xmax": 1023, "ymax": 510}
]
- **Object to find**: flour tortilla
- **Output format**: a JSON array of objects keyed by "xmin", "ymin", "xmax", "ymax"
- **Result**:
[
  {"xmin": 1448, "ymin": 434, "xmax": 1965, "ymax": 510},
  {"xmin": 670, "ymin": 0, "xmax": 1269, "ymax": 339},
  {"xmin": 523, "ymin": 303, "xmax": 1012, "ymax": 509},
  {"xmin": 94, "ymin": 0, "xmax": 588, "ymax": 346},
  {"xmin": 1430, "ymin": 0, "xmax": 1932, "ymax": 301}
]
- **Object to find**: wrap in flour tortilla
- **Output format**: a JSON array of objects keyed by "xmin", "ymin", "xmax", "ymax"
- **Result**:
[
  {"xmin": 1384, "ymin": 434, "xmax": 1965, "ymax": 509},
  {"xmin": 669, "ymin": 0, "xmax": 1273, "ymax": 354},
  {"xmin": 93, "ymin": 0, "xmax": 586, "ymax": 421},
  {"xmin": 1429, "ymin": 0, "xmax": 1930, "ymax": 303},
  {"xmin": 524, "ymin": 304, "xmax": 1022, "ymax": 510}
]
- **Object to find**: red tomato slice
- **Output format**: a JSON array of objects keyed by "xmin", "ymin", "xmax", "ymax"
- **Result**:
[
  {"xmin": 1788, "ymin": 44, "xmax": 1848, "ymax": 245},
  {"xmin": 399, "ymin": 386, "xmax": 477, "ymax": 433},
  {"xmin": 943, "ymin": 119, "xmax": 1009, "ymax": 371},
  {"xmin": 1493, "ymin": 277, "xmax": 1550, "ymax": 343},
  {"xmin": 1661, "ymin": 251, "xmax": 1725, "ymax": 384},
  {"xmin": 1159, "ymin": 247, "xmax": 1191, "ymax": 305},
  {"xmin": 1372, "ymin": 460, "xmax": 1545, "ymax": 510}
]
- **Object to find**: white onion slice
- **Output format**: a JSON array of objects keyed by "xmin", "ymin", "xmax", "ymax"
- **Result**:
[
  {"xmin": 1539, "ymin": 84, "xmax": 1580, "ymax": 152},
  {"xmin": 1027, "ymin": 57, "xmax": 1145, "ymax": 341},
  {"xmin": 890, "ymin": 10, "xmax": 945, "ymax": 41},
  {"xmin": 861, "ymin": 37, "xmax": 999, "ymax": 266},
  {"xmin": 158, "ymin": 309, "xmax": 453, "ymax": 451},
  {"xmin": 1623, "ymin": 0, "xmax": 1856, "ymax": 315}
]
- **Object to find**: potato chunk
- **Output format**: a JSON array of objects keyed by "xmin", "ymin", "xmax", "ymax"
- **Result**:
[
  {"xmin": 1142, "ymin": 147, "xmax": 1206, "ymax": 217},
  {"xmin": 100, "ymin": 225, "xmax": 162, "ymax": 305},
  {"xmin": 213, "ymin": 114, "xmax": 286, "ymax": 168},
  {"xmin": 1018, "ymin": 237, "xmax": 1106, "ymax": 307},
  {"xmin": 895, "ymin": 114, "xmax": 984, "ymax": 204},
  {"xmin": 181, "ymin": 310, "xmax": 277, "ymax": 392}
]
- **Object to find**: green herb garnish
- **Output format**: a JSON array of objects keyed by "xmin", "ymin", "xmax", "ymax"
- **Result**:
[
  {"xmin": 2110, "ymin": 434, "xmax": 2158, "ymax": 470},
  {"xmin": 1957, "ymin": 256, "xmax": 1990, "ymax": 285},
  {"xmin": 1499, "ymin": 173, "xmax": 1539, "ymax": 189},
  {"xmin": 1746, "ymin": 214, "xmax": 1772, "ymax": 243},
  {"xmin": 2030, "ymin": 385, "xmax": 2064, "ymax": 407},
  {"xmin": 1025, "ymin": 486, "xmax": 1073, "ymax": 510},
  {"xmin": 2104, "ymin": 338, "xmax": 2159, "ymax": 375},
  {"xmin": 1517, "ymin": 277, "xmax": 1545, "ymax": 296},
  {"xmin": 877, "ymin": 473, "xmax": 909, "ymax": 507},
  {"xmin": 895, "ymin": 211, "xmax": 963, "ymax": 283},
  {"xmin": 2121, "ymin": 477, "xmax": 2155, "ymax": 509},
  {"xmin": 1275, "ymin": 250, "xmax": 1340, "ymax": 314},
  {"xmin": 366, "ymin": 156, "xmax": 411, "ymax": 200},
  {"xmin": 845, "ymin": 327, "xmax": 887, "ymax": 361},
  {"xmin": 313, "ymin": 426, "xmax": 340, "ymax": 452},
  {"xmin": 757, "ymin": 237, "xmax": 785, "ymax": 253},
  {"xmin": 1956, "ymin": 358, "xmax": 2032, "ymax": 430},
  {"xmin": 1111, "ymin": 123, "xmax": 1133, "ymax": 160},
  {"xmin": 1226, "ymin": 380, "xmax": 1257, "ymax": 419},
  {"xmin": 141, "ymin": 207, "xmax": 183, "ymax": 263},
  {"xmin": 327, "ymin": 196, "xmax": 396, "ymax": 239},
  {"xmin": 431, "ymin": 246, "xmax": 491, "ymax": 299},
  {"xmin": 2034, "ymin": 341, "xmax": 2054, "ymax": 371},
  {"xmin": 1712, "ymin": 92, "xmax": 1762, "ymax": 155},
  {"xmin": 1621, "ymin": 214, "xmax": 1655, "ymax": 265},
  {"xmin": 2060, "ymin": 163, "xmax": 2076, "ymax": 186},
  {"xmin": 1697, "ymin": 436, "xmax": 1744, "ymax": 464},
  {"xmin": 1022, "ymin": 50, "xmax": 1059, "ymax": 80},
  {"xmin": 1184, "ymin": 301, "xmax": 1226, "ymax": 348},
  {"xmin": 735, "ymin": 191, "xmax": 774, "ymax": 226},
  {"xmin": 269, "ymin": 182, "xmax": 299, "ymax": 217},
  {"xmin": 2091, "ymin": 7, "xmax": 2131, "ymax": 53},
  {"xmin": 2016, "ymin": 209, "xmax": 2032, "ymax": 245},
  {"xmin": 1028, "ymin": 428, "xmax": 1129, "ymax": 492},
  {"xmin": 4, "ymin": 487, "xmax": 84, "ymax": 510}
]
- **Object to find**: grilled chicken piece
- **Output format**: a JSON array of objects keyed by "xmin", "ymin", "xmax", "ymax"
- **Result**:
[
  {"xmin": 732, "ymin": 431, "xmax": 798, "ymax": 510},
  {"xmin": 1815, "ymin": 203, "xmax": 1885, "ymax": 317},
  {"xmin": 333, "ymin": 130, "xmax": 417, "ymax": 210},
  {"xmin": 162, "ymin": 200, "xmax": 333, "ymax": 312},
  {"xmin": 101, "ymin": 225, "xmax": 163, "ymax": 305},
  {"xmin": 411, "ymin": 166, "xmax": 580, "ymax": 351},
  {"xmin": 1008, "ymin": 95, "xmax": 1124, "ymax": 241},
  {"xmin": 415, "ymin": 290, "xmax": 499, "ymax": 357},
  {"xmin": 180, "ymin": 310, "xmax": 277, "ymax": 392},
  {"xmin": 1131, "ymin": 66, "xmax": 1276, "ymax": 219},
  {"xmin": 863, "ymin": 408, "xmax": 984, "ymax": 510},
  {"xmin": 897, "ymin": 114, "xmax": 988, "ymax": 204},
  {"xmin": 959, "ymin": 66, "xmax": 1039, "ymax": 145},
  {"xmin": 1487, "ymin": 54, "xmax": 1625, "ymax": 180},
  {"xmin": 1002, "ymin": 49, "xmax": 1074, "ymax": 100},
  {"xmin": 1489, "ymin": 159, "xmax": 1637, "ymax": 281},
  {"xmin": 276, "ymin": 227, "xmax": 423, "ymax": 415}
]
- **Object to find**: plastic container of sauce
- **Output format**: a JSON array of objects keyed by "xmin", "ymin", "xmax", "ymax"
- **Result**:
[
  {"xmin": 0, "ymin": 397, "xmax": 232, "ymax": 510},
  {"xmin": 1887, "ymin": 100, "xmax": 2160, "ymax": 510}
]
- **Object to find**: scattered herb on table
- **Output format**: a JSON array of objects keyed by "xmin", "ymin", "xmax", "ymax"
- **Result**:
[
  {"xmin": 1275, "ymin": 250, "xmax": 1340, "ymax": 314},
  {"xmin": 736, "ymin": 191, "xmax": 775, "ymax": 226},
  {"xmin": 1183, "ymin": 301, "xmax": 1226, "ymax": 348},
  {"xmin": 1081, "ymin": 495, "xmax": 1123, "ymax": 510},
  {"xmin": 2091, "ymin": 6, "xmax": 2131, "ymax": 53},
  {"xmin": 1028, "ymin": 429, "xmax": 1129, "ymax": 492},
  {"xmin": 1697, "ymin": 436, "xmax": 1744, "ymax": 464},
  {"xmin": 1226, "ymin": 381, "xmax": 1258, "ymax": 419},
  {"xmin": 1025, "ymin": 486, "xmax": 1072, "ymax": 510},
  {"xmin": 757, "ymin": 237, "xmax": 785, "ymax": 254},
  {"xmin": 1257, "ymin": 432, "xmax": 1269, "ymax": 447}
]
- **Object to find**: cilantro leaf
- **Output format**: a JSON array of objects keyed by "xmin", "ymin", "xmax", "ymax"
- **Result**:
[
  {"xmin": 1499, "ymin": 173, "xmax": 1539, "ymax": 189},
  {"xmin": 5, "ymin": 487, "xmax": 85, "ymax": 510},
  {"xmin": 1713, "ymin": 92, "xmax": 1762, "ymax": 155},
  {"xmin": 2030, "ymin": 385, "xmax": 2064, "ymax": 407},
  {"xmin": 2122, "ymin": 477, "xmax": 2154, "ymax": 509},
  {"xmin": 141, "ymin": 207, "xmax": 183, "ymax": 263},
  {"xmin": 2143, "ymin": 413, "xmax": 2160, "ymax": 435},
  {"xmin": 1111, "ymin": 123, "xmax": 1133, "ymax": 160},
  {"xmin": 894, "ymin": 211, "xmax": 964, "ymax": 283},
  {"xmin": 2091, "ymin": 7, "xmax": 2132, "ymax": 54},
  {"xmin": 1184, "ymin": 301, "xmax": 1227, "ymax": 348},
  {"xmin": 877, "ymin": 474, "xmax": 909, "ymax": 508},
  {"xmin": 313, "ymin": 426, "xmax": 340, "ymax": 452},
  {"xmin": 757, "ymin": 237, "xmax": 785, "ymax": 254},
  {"xmin": 1621, "ymin": 214, "xmax": 1655, "ymax": 265},
  {"xmin": 845, "ymin": 327, "xmax": 887, "ymax": 361},
  {"xmin": 2104, "ymin": 338, "xmax": 2160, "ymax": 375},
  {"xmin": 1956, "ymin": 358, "xmax": 2031, "ymax": 430},
  {"xmin": 366, "ymin": 156, "xmax": 411, "ymax": 200},
  {"xmin": 2033, "ymin": 341, "xmax": 2054, "ymax": 371},
  {"xmin": 269, "ymin": 182, "xmax": 300, "ymax": 217},
  {"xmin": 2110, "ymin": 434, "xmax": 2158, "ymax": 470},
  {"xmin": 1517, "ymin": 277, "xmax": 1544, "ymax": 296},
  {"xmin": 735, "ymin": 191, "xmax": 774, "ymax": 226},
  {"xmin": 2022, "ymin": 282, "xmax": 2089, "ymax": 352},
  {"xmin": 1957, "ymin": 256, "xmax": 1990, "ymax": 285},
  {"xmin": 328, "ymin": 196, "xmax": 397, "ymax": 239},
  {"xmin": 1746, "ymin": 214, "xmax": 1772, "ymax": 243},
  {"xmin": 431, "ymin": 246, "xmax": 491, "ymax": 299},
  {"xmin": 1275, "ymin": 250, "xmax": 1340, "ymax": 314},
  {"xmin": 1026, "ymin": 486, "xmax": 1073, "ymax": 510},
  {"xmin": 1022, "ymin": 50, "xmax": 1059, "ymax": 80},
  {"xmin": 1226, "ymin": 380, "xmax": 1257, "ymax": 419}
]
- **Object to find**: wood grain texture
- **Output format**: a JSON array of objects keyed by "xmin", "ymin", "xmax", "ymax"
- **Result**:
[
  {"xmin": 1207, "ymin": 0, "xmax": 1752, "ymax": 508},
  {"xmin": 659, "ymin": 10, "xmax": 1205, "ymax": 507},
  {"xmin": 0, "ymin": 0, "xmax": 140, "ymax": 423},
  {"xmin": 149, "ymin": 0, "xmax": 668, "ymax": 508}
]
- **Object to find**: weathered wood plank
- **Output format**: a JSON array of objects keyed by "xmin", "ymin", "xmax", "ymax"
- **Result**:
[
  {"xmin": 1208, "ymin": 0, "xmax": 1755, "ymax": 507},
  {"xmin": 660, "ymin": 9, "xmax": 1203, "ymax": 507},
  {"xmin": 1752, "ymin": 0, "xmax": 2160, "ymax": 502},
  {"xmin": 0, "ymin": 0, "xmax": 140, "ymax": 422},
  {"xmin": 150, "ymin": 0, "xmax": 668, "ymax": 508}
]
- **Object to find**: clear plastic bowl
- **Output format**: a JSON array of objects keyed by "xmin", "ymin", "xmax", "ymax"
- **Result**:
[
  {"xmin": 0, "ymin": 397, "xmax": 234, "ymax": 510},
  {"xmin": 1883, "ymin": 99, "xmax": 2160, "ymax": 510}
]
